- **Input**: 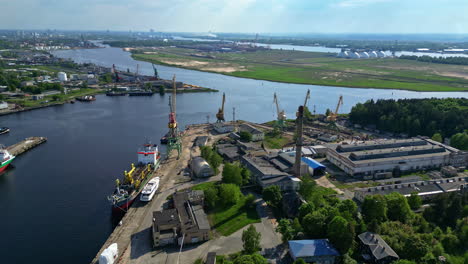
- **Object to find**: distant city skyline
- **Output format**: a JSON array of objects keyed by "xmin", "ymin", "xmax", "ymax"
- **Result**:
[{"xmin": 1, "ymin": 0, "xmax": 468, "ymax": 34}]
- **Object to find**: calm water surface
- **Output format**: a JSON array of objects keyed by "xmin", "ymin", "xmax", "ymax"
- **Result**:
[{"xmin": 0, "ymin": 46, "xmax": 465, "ymax": 264}]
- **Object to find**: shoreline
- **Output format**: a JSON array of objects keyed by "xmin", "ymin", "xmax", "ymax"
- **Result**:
[{"xmin": 131, "ymin": 54, "xmax": 468, "ymax": 93}]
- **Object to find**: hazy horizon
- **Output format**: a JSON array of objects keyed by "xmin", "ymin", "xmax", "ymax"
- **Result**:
[{"xmin": 2, "ymin": 0, "xmax": 468, "ymax": 34}]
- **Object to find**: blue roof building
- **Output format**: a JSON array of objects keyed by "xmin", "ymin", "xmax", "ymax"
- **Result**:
[
  {"xmin": 288, "ymin": 239, "xmax": 340, "ymax": 264},
  {"xmin": 301, "ymin": 157, "xmax": 327, "ymax": 176}
]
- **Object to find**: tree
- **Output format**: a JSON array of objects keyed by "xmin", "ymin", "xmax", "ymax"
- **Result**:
[
  {"xmin": 450, "ymin": 132, "xmax": 468, "ymax": 150},
  {"xmin": 241, "ymin": 168, "xmax": 251, "ymax": 185},
  {"xmin": 302, "ymin": 211, "xmax": 327, "ymax": 238},
  {"xmin": 242, "ymin": 225, "xmax": 261, "ymax": 254},
  {"xmin": 385, "ymin": 192, "xmax": 412, "ymax": 223},
  {"xmin": 292, "ymin": 218, "xmax": 303, "ymax": 234},
  {"xmin": 81, "ymin": 81, "xmax": 88, "ymax": 88},
  {"xmin": 158, "ymin": 85, "xmax": 165, "ymax": 95},
  {"xmin": 402, "ymin": 236, "xmax": 430, "ymax": 261},
  {"xmin": 262, "ymin": 185, "xmax": 282, "ymax": 208},
  {"xmin": 239, "ymin": 131, "xmax": 252, "ymax": 142},
  {"xmin": 298, "ymin": 202, "xmax": 315, "ymax": 221},
  {"xmin": 200, "ymin": 146, "xmax": 213, "ymax": 161},
  {"xmin": 338, "ymin": 199, "xmax": 358, "ymax": 221},
  {"xmin": 244, "ymin": 193, "xmax": 256, "ymax": 209},
  {"xmin": 432, "ymin": 133, "xmax": 443, "ymax": 143},
  {"xmin": 204, "ymin": 186, "xmax": 219, "ymax": 209},
  {"xmin": 341, "ymin": 254, "xmax": 357, "ymax": 264},
  {"xmin": 328, "ymin": 216, "xmax": 354, "ymax": 254},
  {"xmin": 408, "ymin": 192, "xmax": 422, "ymax": 210},
  {"xmin": 209, "ymin": 152, "xmax": 223, "ymax": 173},
  {"xmin": 298, "ymin": 176, "xmax": 316, "ymax": 201},
  {"xmin": 293, "ymin": 259, "xmax": 307, "ymax": 264},
  {"xmin": 361, "ymin": 195, "xmax": 387, "ymax": 224},
  {"xmin": 276, "ymin": 219, "xmax": 295, "ymax": 242},
  {"xmin": 223, "ymin": 162, "xmax": 243, "ymax": 186},
  {"xmin": 145, "ymin": 82, "xmax": 152, "ymax": 90},
  {"xmin": 219, "ymin": 184, "xmax": 242, "ymax": 207}
]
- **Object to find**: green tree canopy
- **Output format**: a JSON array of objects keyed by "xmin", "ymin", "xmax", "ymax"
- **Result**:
[
  {"xmin": 408, "ymin": 192, "xmax": 422, "ymax": 210},
  {"xmin": 385, "ymin": 192, "xmax": 412, "ymax": 223},
  {"xmin": 262, "ymin": 185, "xmax": 282, "ymax": 208},
  {"xmin": 223, "ymin": 162, "xmax": 243, "ymax": 186},
  {"xmin": 362, "ymin": 195, "xmax": 387, "ymax": 224},
  {"xmin": 276, "ymin": 219, "xmax": 295, "ymax": 242},
  {"xmin": 328, "ymin": 216, "xmax": 354, "ymax": 254},
  {"xmin": 242, "ymin": 225, "xmax": 261, "ymax": 254},
  {"xmin": 239, "ymin": 131, "xmax": 252, "ymax": 142},
  {"xmin": 219, "ymin": 184, "xmax": 242, "ymax": 207},
  {"xmin": 431, "ymin": 133, "xmax": 443, "ymax": 143}
]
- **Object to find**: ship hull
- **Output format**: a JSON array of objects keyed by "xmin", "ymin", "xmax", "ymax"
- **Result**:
[{"xmin": 0, "ymin": 156, "xmax": 15, "ymax": 172}]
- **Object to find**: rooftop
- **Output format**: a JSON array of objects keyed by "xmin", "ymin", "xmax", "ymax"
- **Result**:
[
  {"xmin": 358, "ymin": 232, "xmax": 399, "ymax": 260},
  {"xmin": 288, "ymin": 239, "xmax": 340, "ymax": 258}
]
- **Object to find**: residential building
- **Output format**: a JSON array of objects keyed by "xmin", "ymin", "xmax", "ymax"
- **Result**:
[
  {"xmin": 152, "ymin": 190, "xmax": 210, "ymax": 247},
  {"xmin": 31, "ymin": 94, "xmax": 44, "ymax": 100},
  {"xmin": 217, "ymin": 143, "xmax": 240, "ymax": 162},
  {"xmin": 354, "ymin": 176, "xmax": 468, "ymax": 202},
  {"xmin": 288, "ymin": 239, "xmax": 340, "ymax": 264},
  {"xmin": 191, "ymin": 157, "xmax": 214, "ymax": 178},
  {"xmin": 358, "ymin": 232, "xmax": 399, "ymax": 264},
  {"xmin": 326, "ymin": 138, "xmax": 467, "ymax": 179},
  {"xmin": 239, "ymin": 124, "xmax": 264, "ymax": 141},
  {"xmin": 213, "ymin": 123, "xmax": 234, "ymax": 134}
]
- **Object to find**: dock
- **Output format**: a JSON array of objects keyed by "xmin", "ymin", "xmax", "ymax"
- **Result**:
[{"xmin": 7, "ymin": 137, "xmax": 47, "ymax": 156}]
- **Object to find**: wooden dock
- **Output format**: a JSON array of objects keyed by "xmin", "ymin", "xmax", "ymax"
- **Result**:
[{"xmin": 7, "ymin": 137, "xmax": 47, "ymax": 156}]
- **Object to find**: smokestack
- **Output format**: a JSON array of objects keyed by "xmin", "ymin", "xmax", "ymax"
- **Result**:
[{"xmin": 294, "ymin": 106, "xmax": 304, "ymax": 177}]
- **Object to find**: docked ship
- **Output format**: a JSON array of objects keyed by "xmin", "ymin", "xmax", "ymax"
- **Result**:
[
  {"xmin": 0, "ymin": 147, "xmax": 15, "ymax": 172},
  {"xmin": 0, "ymin": 127, "xmax": 10, "ymax": 135},
  {"xmin": 76, "ymin": 95, "xmax": 96, "ymax": 102},
  {"xmin": 108, "ymin": 142, "xmax": 161, "ymax": 212},
  {"xmin": 140, "ymin": 177, "xmax": 160, "ymax": 202}
]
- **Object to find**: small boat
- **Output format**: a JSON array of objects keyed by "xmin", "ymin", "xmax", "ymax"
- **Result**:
[
  {"xmin": 140, "ymin": 177, "xmax": 160, "ymax": 202},
  {"xmin": 0, "ymin": 127, "xmax": 10, "ymax": 135},
  {"xmin": 76, "ymin": 95, "xmax": 96, "ymax": 102},
  {"xmin": 70, "ymin": 100, "xmax": 75, "ymax": 104},
  {"xmin": 160, "ymin": 132, "xmax": 169, "ymax": 144}
]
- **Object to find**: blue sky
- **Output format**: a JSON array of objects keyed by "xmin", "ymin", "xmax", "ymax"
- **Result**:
[{"xmin": 1, "ymin": 0, "xmax": 468, "ymax": 33}]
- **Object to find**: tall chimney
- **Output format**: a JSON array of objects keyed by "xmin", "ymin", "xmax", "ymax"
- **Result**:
[{"xmin": 294, "ymin": 106, "xmax": 304, "ymax": 177}]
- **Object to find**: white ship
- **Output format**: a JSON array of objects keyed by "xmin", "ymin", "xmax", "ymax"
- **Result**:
[{"xmin": 140, "ymin": 177, "xmax": 160, "ymax": 202}]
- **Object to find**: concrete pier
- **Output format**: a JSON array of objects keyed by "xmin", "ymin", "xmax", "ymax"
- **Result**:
[{"xmin": 7, "ymin": 137, "xmax": 47, "ymax": 156}]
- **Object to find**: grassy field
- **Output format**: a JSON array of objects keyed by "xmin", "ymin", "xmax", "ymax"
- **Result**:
[
  {"xmin": 192, "ymin": 182, "xmax": 260, "ymax": 236},
  {"xmin": 263, "ymin": 133, "xmax": 292, "ymax": 149},
  {"xmin": 132, "ymin": 48, "xmax": 468, "ymax": 91}
]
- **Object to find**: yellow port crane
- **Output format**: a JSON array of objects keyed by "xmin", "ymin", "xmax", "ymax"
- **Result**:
[
  {"xmin": 273, "ymin": 92, "xmax": 286, "ymax": 129},
  {"xmin": 304, "ymin": 89, "xmax": 310, "ymax": 107},
  {"xmin": 216, "ymin": 93, "xmax": 226, "ymax": 123},
  {"xmin": 326, "ymin": 95, "xmax": 343, "ymax": 122}
]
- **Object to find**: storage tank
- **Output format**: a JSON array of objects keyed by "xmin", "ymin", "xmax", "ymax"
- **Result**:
[
  {"xmin": 360, "ymin": 52, "xmax": 370, "ymax": 58},
  {"xmin": 377, "ymin": 51, "xmax": 386, "ymax": 58},
  {"xmin": 350, "ymin": 52, "xmax": 361, "ymax": 59},
  {"xmin": 369, "ymin": 51, "xmax": 378, "ymax": 58},
  {"xmin": 57, "ymin": 72, "xmax": 67, "ymax": 82}
]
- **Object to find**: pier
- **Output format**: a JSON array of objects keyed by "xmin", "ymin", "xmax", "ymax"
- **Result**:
[{"xmin": 7, "ymin": 137, "xmax": 47, "ymax": 156}]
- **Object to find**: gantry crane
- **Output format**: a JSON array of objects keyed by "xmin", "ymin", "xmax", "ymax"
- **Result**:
[
  {"xmin": 273, "ymin": 92, "xmax": 286, "ymax": 129},
  {"xmin": 216, "ymin": 93, "xmax": 225, "ymax": 123},
  {"xmin": 326, "ymin": 95, "xmax": 343, "ymax": 122},
  {"xmin": 112, "ymin": 64, "xmax": 120, "ymax": 82},
  {"xmin": 166, "ymin": 75, "xmax": 181, "ymax": 159}
]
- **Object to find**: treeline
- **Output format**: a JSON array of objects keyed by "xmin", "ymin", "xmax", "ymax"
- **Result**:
[
  {"xmin": 400, "ymin": 55, "xmax": 468, "ymax": 66},
  {"xmin": 349, "ymin": 98, "xmax": 468, "ymax": 145},
  {"xmin": 275, "ymin": 178, "xmax": 468, "ymax": 263},
  {"xmin": 103, "ymin": 40, "xmax": 214, "ymax": 48}
]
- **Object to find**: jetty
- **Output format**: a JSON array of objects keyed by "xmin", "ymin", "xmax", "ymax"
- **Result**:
[{"xmin": 7, "ymin": 137, "xmax": 47, "ymax": 156}]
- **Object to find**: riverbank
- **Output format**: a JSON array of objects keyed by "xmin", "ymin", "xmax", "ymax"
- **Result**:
[
  {"xmin": 132, "ymin": 48, "xmax": 468, "ymax": 92},
  {"xmin": 0, "ymin": 88, "xmax": 104, "ymax": 116}
]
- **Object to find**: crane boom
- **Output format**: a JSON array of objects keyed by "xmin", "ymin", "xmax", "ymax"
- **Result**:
[
  {"xmin": 216, "ymin": 93, "xmax": 225, "ymax": 122},
  {"xmin": 273, "ymin": 92, "xmax": 281, "ymax": 117},
  {"xmin": 334, "ymin": 95, "xmax": 343, "ymax": 115},
  {"xmin": 304, "ymin": 89, "xmax": 310, "ymax": 107},
  {"xmin": 221, "ymin": 93, "xmax": 225, "ymax": 113}
]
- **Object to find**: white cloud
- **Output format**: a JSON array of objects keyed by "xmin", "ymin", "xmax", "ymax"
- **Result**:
[{"xmin": 333, "ymin": 0, "xmax": 391, "ymax": 8}]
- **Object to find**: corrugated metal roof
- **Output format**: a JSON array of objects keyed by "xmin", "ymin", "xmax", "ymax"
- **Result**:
[
  {"xmin": 288, "ymin": 240, "xmax": 340, "ymax": 258},
  {"xmin": 301, "ymin": 157, "xmax": 326, "ymax": 169}
]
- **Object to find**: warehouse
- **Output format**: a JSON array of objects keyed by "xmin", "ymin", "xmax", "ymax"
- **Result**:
[
  {"xmin": 326, "ymin": 138, "xmax": 467, "ymax": 179},
  {"xmin": 191, "ymin": 157, "xmax": 214, "ymax": 178}
]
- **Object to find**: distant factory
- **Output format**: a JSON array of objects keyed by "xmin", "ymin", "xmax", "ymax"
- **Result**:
[{"xmin": 337, "ymin": 50, "xmax": 387, "ymax": 59}]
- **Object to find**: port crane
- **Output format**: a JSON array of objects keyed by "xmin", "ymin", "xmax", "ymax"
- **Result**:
[
  {"xmin": 166, "ymin": 75, "xmax": 182, "ymax": 159},
  {"xmin": 273, "ymin": 92, "xmax": 286, "ymax": 129},
  {"xmin": 216, "ymin": 93, "xmax": 226, "ymax": 123},
  {"xmin": 112, "ymin": 64, "xmax": 120, "ymax": 82},
  {"xmin": 326, "ymin": 95, "xmax": 343, "ymax": 122}
]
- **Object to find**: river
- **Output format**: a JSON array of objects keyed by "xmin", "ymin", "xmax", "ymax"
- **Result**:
[{"xmin": 0, "ymin": 46, "xmax": 466, "ymax": 264}]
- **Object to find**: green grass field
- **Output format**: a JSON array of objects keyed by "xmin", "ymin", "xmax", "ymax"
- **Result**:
[
  {"xmin": 192, "ymin": 182, "xmax": 260, "ymax": 236},
  {"xmin": 263, "ymin": 133, "xmax": 291, "ymax": 149},
  {"xmin": 133, "ymin": 48, "xmax": 468, "ymax": 91}
]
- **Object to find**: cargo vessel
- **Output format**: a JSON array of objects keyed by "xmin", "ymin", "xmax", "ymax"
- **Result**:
[
  {"xmin": 108, "ymin": 142, "xmax": 161, "ymax": 212},
  {"xmin": 0, "ymin": 127, "xmax": 10, "ymax": 135},
  {"xmin": 0, "ymin": 147, "xmax": 15, "ymax": 172}
]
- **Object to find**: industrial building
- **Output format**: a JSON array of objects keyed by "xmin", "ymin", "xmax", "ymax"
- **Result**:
[
  {"xmin": 326, "ymin": 138, "xmax": 467, "ymax": 179},
  {"xmin": 239, "ymin": 124, "xmax": 264, "ymax": 141},
  {"xmin": 354, "ymin": 176, "xmax": 467, "ymax": 202},
  {"xmin": 57, "ymin": 72, "xmax": 67, "ymax": 82},
  {"xmin": 152, "ymin": 190, "xmax": 210, "ymax": 247}
]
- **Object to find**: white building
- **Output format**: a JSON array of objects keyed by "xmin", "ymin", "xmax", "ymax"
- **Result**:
[
  {"xmin": 0, "ymin": 101, "xmax": 8, "ymax": 110},
  {"xmin": 57, "ymin": 72, "xmax": 67, "ymax": 82},
  {"xmin": 239, "ymin": 124, "xmax": 264, "ymax": 141}
]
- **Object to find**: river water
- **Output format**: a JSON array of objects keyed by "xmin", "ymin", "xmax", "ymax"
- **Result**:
[{"xmin": 0, "ymin": 46, "xmax": 466, "ymax": 264}]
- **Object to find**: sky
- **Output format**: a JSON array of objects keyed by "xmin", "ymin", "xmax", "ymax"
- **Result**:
[{"xmin": 1, "ymin": 0, "xmax": 468, "ymax": 34}]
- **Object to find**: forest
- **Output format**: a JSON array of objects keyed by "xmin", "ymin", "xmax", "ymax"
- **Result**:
[
  {"xmin": 400, "ymin": 55, "xmax": 468, "ymax": 66},
  {"xmin": 349, "ymin": 98, "xmax": 468, "ymax": 149}
]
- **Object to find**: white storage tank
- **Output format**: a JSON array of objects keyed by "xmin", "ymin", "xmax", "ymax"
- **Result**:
[
  {"xmin": 369, "ymin": 51, "xmax": 378, "ymax": 58},
  {"xmin": 377, "ymin": 51, "xmax": 386, "ymax": 58},
  {"xmin": 57, "ymin": 72, "xmax": 67, "ymax": 82},
  {"xmin": 350, "ymin": 52, "xmax": 361, "ymax": 59},
  {"xmin": 360, "ymin": 52, "xmax": 370, "ymax": 58}
]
